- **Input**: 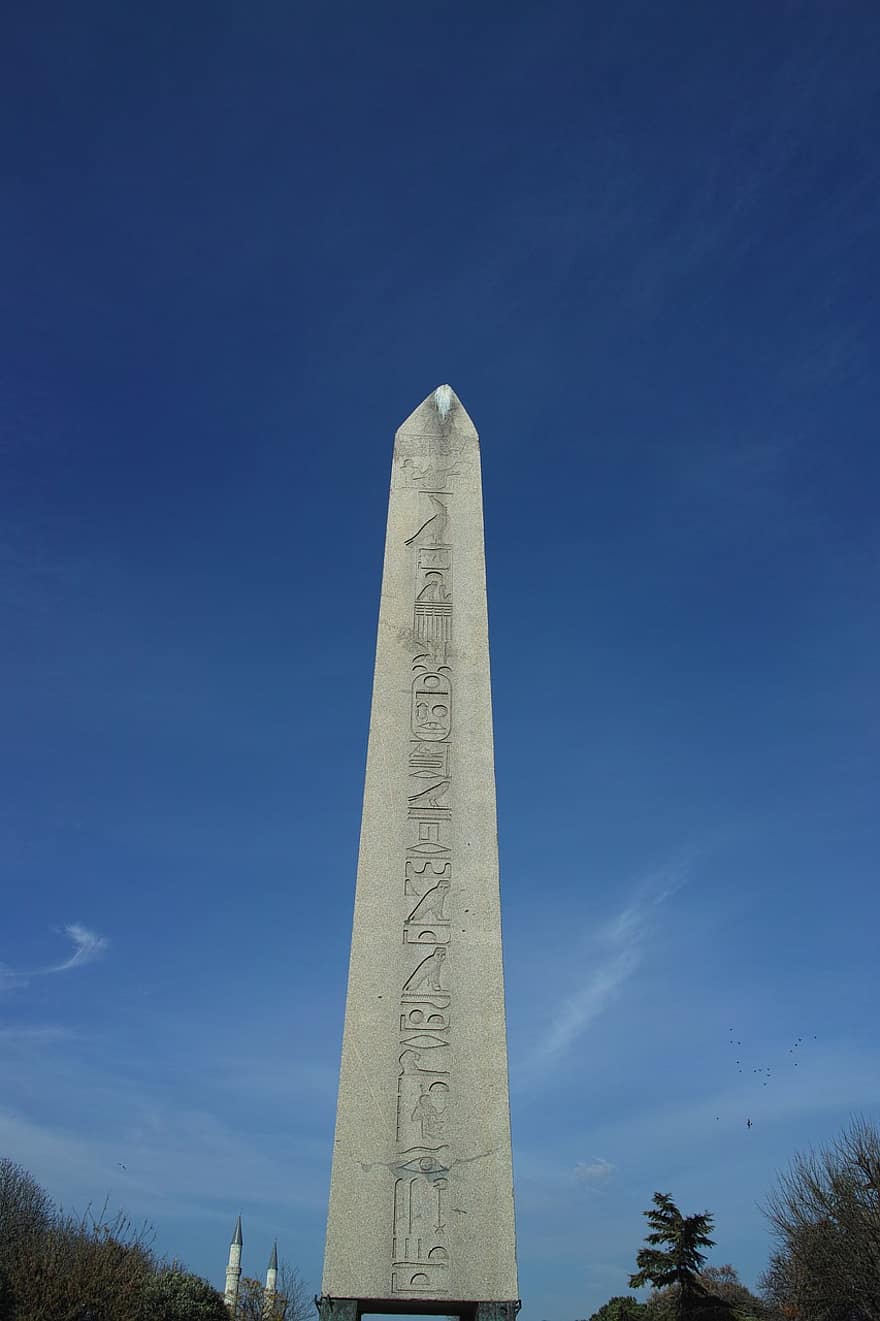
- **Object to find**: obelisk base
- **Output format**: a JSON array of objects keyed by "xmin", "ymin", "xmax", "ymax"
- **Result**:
[{"xmin": 316, "ymin": 1297, "xmax": 521, "ymax": 1321}]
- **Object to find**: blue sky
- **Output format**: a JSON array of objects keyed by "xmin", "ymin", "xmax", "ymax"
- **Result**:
[{"xmin": 2, "ymin": 2, "xmax": 879, "ymax": 1316}]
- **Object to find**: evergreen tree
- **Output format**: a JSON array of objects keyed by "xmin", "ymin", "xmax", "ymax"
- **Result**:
[{"xmin": 630, "ymin": 1193, "xmax": 721, "ymax": 1321}]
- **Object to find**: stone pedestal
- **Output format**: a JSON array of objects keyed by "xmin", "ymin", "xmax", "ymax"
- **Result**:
[{"xmin": 316, "ymin": 1297, "xmax": 521, "ymax": 1321}]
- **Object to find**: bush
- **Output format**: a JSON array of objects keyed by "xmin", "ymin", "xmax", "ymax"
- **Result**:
[
  {"xmin": 142, "ymin": 1270, "xmax": 230, "ymax": 1321},
  {"xmin": 28, "ymin": 1208, "xmax": 156, "ymax": 1321},
  {"xmin": 589, "ymin": 1297, "xmax": 648, "ymax": 1321}
]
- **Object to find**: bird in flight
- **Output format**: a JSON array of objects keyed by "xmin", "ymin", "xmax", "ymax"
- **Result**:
[{"xmin": 746, "ymin": 1118, "xmax": 752, "ymax": 1129}]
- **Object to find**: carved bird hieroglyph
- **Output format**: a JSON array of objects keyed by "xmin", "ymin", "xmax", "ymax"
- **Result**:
[
  {"xmin": 404, "ymin": 946, "xmax": 447, "ymax": 992},
  {"xmin": 404, "ymin": 495, "xmax": 449, "ymax": 547},
  {"xmin": 408, "ymin": 780, "xmax": 450, "ymax": 810}
]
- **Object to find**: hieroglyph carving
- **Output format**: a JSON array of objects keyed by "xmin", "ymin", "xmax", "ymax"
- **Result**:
[
  {"xmin": 406, "ymin": 497, "xmax": 452, "ymax": 663},
  {"xmin": 414, "ymin": 546, "xmax": 452, "ymax": 658},
  {"xmin": 411, "ymin": 668, "xmax": 451, "ymax": 741},
  {"xmin": 392, "ymin": 485, "xmax": 456, "ymax": 1296},
  {"xmin": 398, "ymin": 456, "xmax": 469, "ymax": 491}
]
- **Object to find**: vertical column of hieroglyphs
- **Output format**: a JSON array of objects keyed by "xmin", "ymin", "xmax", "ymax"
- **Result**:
[
  {"xmin": 321, "ymin": 386, "xmax": 518, "ymax": 1308},
  {"xmin": 392, "ymin": 465, "xmax": 456, "ymax": 1297}
]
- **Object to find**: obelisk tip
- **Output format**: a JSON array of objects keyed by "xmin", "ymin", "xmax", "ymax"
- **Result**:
[
  {"xmin": 395, "ymin": 384, "xmax": 477, "ymax": 452},
  {"xmin": 433, "ymin": 384, "xmax": 454, "ymax": 418}
]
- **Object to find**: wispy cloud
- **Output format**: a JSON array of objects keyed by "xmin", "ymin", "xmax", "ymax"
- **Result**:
[
  {"xmin": 44, "ymin": 923, "xmax": 109, "ymax": 973},
  {"xmin": 0, "ymin": 923, "xmax": 109, "ymax": 991},
  {"xmin": 537, "ymin": 857, "xmax": 693, "ymax": 1064},
  {"xmin": 0, "ymin": 1025, "xmax": 78, "ymax": 1042},
  {"xmin": 574, "ymin": 1158, "xmax": 614, "ymax": 1186},
  {"xmin": 0, "ymin": 962, "xmax": 27, "ymax": 993}
]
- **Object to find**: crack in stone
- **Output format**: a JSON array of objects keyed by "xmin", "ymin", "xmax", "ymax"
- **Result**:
[{"xmin": 452, "ymin": 1146, "xmax": 498, "ymax": 1168}]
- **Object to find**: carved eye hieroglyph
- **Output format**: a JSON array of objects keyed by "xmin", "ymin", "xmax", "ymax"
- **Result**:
[{"xmin": 395, "ymin": 1155, "xmax": 448, "ymax": 1178}]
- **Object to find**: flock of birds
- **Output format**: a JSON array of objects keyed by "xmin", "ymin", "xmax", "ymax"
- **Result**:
[{"xmin": 714, "ymin": 1029, "xmax": 818, "ymax": 1129}]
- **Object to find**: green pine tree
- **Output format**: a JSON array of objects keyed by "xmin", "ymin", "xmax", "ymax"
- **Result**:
[{"xmin": 629, "ymin": 1193, "xmax": 720, "ymax": 1321}]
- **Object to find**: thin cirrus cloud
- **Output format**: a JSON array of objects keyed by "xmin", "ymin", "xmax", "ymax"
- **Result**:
[
  {"xmin": 537, "ymin": 857, "xmax": 693, "ymax": 1065},
  {"xmin": 44, "ymin": 923, "xmax": 109, "ymax": 973},
  {"xmin": 574, "ymin": 1158, "xmax": 615, "ymax": 1186},
  {"xmin": 0, "ymin": 923, "xmax": 109, "ymax": 989}
]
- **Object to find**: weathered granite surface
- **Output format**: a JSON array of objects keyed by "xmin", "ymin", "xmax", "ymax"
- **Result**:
[{"xmin": 321, "ymin": 386, "xmax": 518, "ymax": 1305}]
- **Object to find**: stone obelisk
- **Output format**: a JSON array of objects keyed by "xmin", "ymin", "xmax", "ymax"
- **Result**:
[{"xmin": 319, "ymin": 386, "xmax": 518, "ymax": 1321}]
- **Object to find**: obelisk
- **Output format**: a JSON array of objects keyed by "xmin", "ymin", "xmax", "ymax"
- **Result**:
[{"xmin": 319, "ymin": 387, "xmax": 518, "ymax": 1321}]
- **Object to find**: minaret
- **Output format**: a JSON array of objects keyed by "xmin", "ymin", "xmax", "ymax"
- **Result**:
[
  {"xmin": 224, "ymin": 1215, "xmax": 242, "ymax": 1310},
  {"xmin": 263, "ymin": 1241, "xmax": 278, "ymax": 1316},
  {"xmin": 319, "ymin": 387, "xmax": 519, "ymax": 1321}
]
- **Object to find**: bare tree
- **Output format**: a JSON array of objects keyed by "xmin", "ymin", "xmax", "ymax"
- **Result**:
[
  {"xmin": 761, "ymin": 1116, "xmax": 880, "ymax": 1321},
  {"xmin": 0, "ymin": 1158, "xmax": 54, "ymax": 1273},
  {"xmin": 0, "ymin": 1157, "xmax": 233, "ymax": 1321},
  {"xmin": 760, "ymin": 1247, "xmax": 801, "ymax": 1320},
  {"xmin": 644, "ymin": 1264, "xmax": 768, "ymax": 1321},
  {"xmin": 235, "ymin": 1261, "xmax": 310, "ymax": 1321},
  {"xmin": 274, "ymin": 1261, "xmax": 311, "ymax": 1321},
  {"xmin": 13, "ymin": 1202, "xmax": 155, "ymax": 1321},
  {"xmin": 699, "ymin": 1265, "xmax": 767, "ymax": 1317},
  {"xmin": 234, "ymin": 1276, "xmax": 267, "ymax": 1321}
]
